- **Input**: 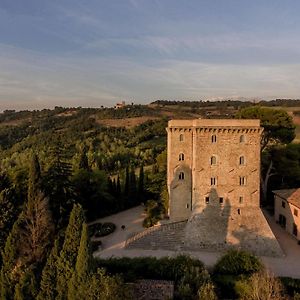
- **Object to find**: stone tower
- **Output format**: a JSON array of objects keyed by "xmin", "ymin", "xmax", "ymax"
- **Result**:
[
  {"xmin": 167, "ymin": 119, "xmax": 262, "ymax": 221},
  {"xmin": 125, "ymin": 118, "xmax": 283, "ymax": 257}
]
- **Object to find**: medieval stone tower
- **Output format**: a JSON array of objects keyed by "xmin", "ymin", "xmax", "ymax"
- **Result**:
[
  {"xmin": 126, "ymin": 118, "xmax": 283, "ymax": 257},
  {"xmin": 167, "ymin": 119, "xmax": 262, "ymax": 221}
]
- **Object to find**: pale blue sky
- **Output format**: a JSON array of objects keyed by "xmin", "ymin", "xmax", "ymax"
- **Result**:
[{"xmin": 1, "ymin": 0, "xmax": 300, "ymax": 110}]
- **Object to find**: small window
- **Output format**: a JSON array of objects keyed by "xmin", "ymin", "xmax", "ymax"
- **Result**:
[
  {"xmin": 211, "ymin": 177, "xmax": 216, "ymax": 186},
  {"xmin": 239, "ymin": 196, "xmax": 243, "ymax": 204},
  {"xmin": 294, "ymin": 209, "xmax": 298, "ymax": 217},
  {"xmin": 179, "ymin": 153, "xmax": 184, "ymax": 161},
  {"xmin": 179, "ymin": 172, "xmax": 185, "ymax": 180},
  {"xmin": 179, "ymin": 134, "xmax": 184, "ymax": 142},
  {"xmin": 240, "ymin": 135, "xmax": 245, "ymax": 143},
  {"xmin": 219, "ymin": 197, "xmax": 224, "ymax": 204},
  {"xmin": 282, "ymin": 201, "xmax": 286, "ymax": 208},
  {"xmin": 239, "ymin": 156, "xmax": 245, "ymax": 165},
  {"xmin": 238, "ymin": 208, "xmax": 241, "ymax": 215},
  {"xmin": 211, "ymin": 156, "xmax": 217, "ymax": 165},
  {"xmin": 211, "ymin": 135, "xmax": 217, "ymax": 143},
  {"xmin": 205, "ymin": 197, "xmax": 210, "ymax": 204},
  {"xmin": 239, "ymin": 176, "xmax": 246, "ymax": 186},
  {"xmin": 186, "ymin": 203, "xmax": 189, "ymax": 209}
]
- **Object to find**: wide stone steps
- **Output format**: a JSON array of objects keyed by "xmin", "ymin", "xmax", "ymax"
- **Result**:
[{"xmin": 125, "ymin": 220, "xmax": 187, "ymax": 251}]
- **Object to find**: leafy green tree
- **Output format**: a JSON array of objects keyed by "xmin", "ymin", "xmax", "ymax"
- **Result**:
[
  {"xmin": 56, "ymin": 204, "xmax": 85, "ymax": 300},
  {"xmin": 236, "ymin": 107, "xmax": 295, "ymax": 201},
  {"xmin": 87, "ymin": 268, "xmax": 127, "ymax": 300},
  {"xmin": 236, "ymin": 106, "xmax": 295, "ymax": 150},
  {"xmin": 0, "ymin": 186, "xmax": 18, "ymax": 265}
]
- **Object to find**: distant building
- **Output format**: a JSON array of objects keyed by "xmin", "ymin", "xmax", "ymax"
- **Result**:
[
  {"xmin": 273, "ymin": 189, "xmax": 300, "ymax": 241},
  {"xmin": 114, "ymin": 101, "xmax": 126, "ymax": 109}
]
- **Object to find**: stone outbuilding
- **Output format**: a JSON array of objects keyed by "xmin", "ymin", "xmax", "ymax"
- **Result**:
[{"xmin": 273, "ymin": 189, "xmax": 300, "ymax": 242}]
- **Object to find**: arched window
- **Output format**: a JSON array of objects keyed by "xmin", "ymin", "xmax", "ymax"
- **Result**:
[
  {"xmin": 179, "ymin": 172, "xmax": 185, "ymax": 180},
  {"xmin": 211, "ymin": 156, "xmax": 217, "ymax": 165},
  {"xmin": 239, "ymin": 156, "xmax": 245, "ymax": 165},
  {"xmin": 179, "ymin": 153, "xmax": 185, "ymax": 161},
  {"xmin": 211, "ymin": 135, "xmax": 217, "ymax": 143},
  {"xmin": 179, "ymin": 134, "xmax": 184, "ymax": 142},
  {"xmin": 240, "ymin": 135, "xmax": 245, "ymax": 143}
]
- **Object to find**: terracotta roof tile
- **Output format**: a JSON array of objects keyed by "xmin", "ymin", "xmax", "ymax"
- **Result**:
[{"xmin": 273, "ymin": 189, "xmax": 300, "ymax": 209}]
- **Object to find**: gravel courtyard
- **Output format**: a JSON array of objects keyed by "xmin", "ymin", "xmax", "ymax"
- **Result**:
[{"xmin": 94, "ymin": 206, "xmax": 300, "ymax": 278}]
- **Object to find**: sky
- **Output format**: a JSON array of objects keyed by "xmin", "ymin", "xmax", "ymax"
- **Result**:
[{"xmin": 1, "ymin": 0, "xmax": 300, "ymax": 110}]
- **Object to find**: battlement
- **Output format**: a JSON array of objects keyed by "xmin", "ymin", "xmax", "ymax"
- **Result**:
[{"xmin": 168, "ymin": 119, "xmax": 261, "ymax": 129}]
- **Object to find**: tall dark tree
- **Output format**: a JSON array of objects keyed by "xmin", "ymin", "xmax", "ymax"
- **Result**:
[
  {"xmin": 27, "ymin": 153, "xmax": 41, "ymax": 205},
  {"xmin": 78, "ymin": 147, "xmax": 90, "ymax": 171},
  {"xmin": 56, "ymin": 204, "xmax": 85, "ymax": 300},
  {"xmin": 129, "ymin": 167, "xmax": 137, "ymax": 205},
  {"xmin": 44, "ymin": 143, "xmax": 75, "ymax": 228},
  {"xmin": 138, "ymin": 165, "xmax": 144, "ymax": 201},
  {"xmin": 124, "ymin": 167, "xmax": 129, "ymax": 197}
]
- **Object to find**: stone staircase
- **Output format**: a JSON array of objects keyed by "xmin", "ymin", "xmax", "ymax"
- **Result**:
[
  {"xmin": 125, "ymin": 207, "xmax": 283, "ymax": 257},
  {"xmin": 125, "ymin": 220, "xmax": 187, "ymax": 250}
]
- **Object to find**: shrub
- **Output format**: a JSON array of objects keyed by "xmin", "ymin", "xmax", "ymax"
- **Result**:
[
  {"xmin": 235, "ymin": 270, "xmax": 287, "ymax": 300},
  {"xmin": 212, "ymin": 250, "xmax": 263, "ymax": 299},
  {"xmin": 91, "ymin": 222, "xmax": 116, "ymax": 237},
  {"xmin": 214, "ymin": 249, "xmax": 263, "ymax": 276}
]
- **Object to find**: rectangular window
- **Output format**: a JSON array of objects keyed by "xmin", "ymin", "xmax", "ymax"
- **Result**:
[
  {"xmin": 239, "ymin": 196, "xmax": 243, "ymax": 204},
  {"xmin": 294, "ymin": 209, "xmax": 298, "ymax": 217},
  {"xmin": 186, "ymin": 203, "xmax": 189, "ymax": 209},
  {"xmin": 211, "ymin": 177, "xmax": 216, "ymax": 186},
  {"xmin": 219, "ymin": 197, "xmax": 223, "ymax": 204},
  {"xmin": 282, "ymin": 201, "xmax": 286, "ymax": 208},
  {"xmin": 239, "ymin": 176, "xmax": 246, "ymax": 186},
  {"xmin": 205, "ymin": 197, "xmax": 209, "ymax": 204}
]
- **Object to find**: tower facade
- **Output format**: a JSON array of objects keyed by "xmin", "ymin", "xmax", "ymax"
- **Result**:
[{"xmin": 167, "ymin": 119, "xmax": 262, "ymax": 222}]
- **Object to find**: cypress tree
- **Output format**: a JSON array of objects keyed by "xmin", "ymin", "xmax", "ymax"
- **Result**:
[
  {"xmin": 129, "ymin": 167, "xmax": 137, "ymax": 206},
  {"xmin": 56, "ymin": 204, "xmax": 85, "ymax": 300},
  {"xmin": 78, "ymin": 147, "xmax": 90, "ymax": 171},
  {"xmin": 67, "ymin": 223, "xmax": 91, "ymax": 300},
  {"xmin": 0, "ymin": 188, "xmax": 18, "ymax": 266},
  {"xmin": 27, "ymin": 153, "xmax": 41, "ymax": 206},
  {"xmin": 138, "ymin": 165, "xmax": 144, "ymax": 201},
  {"xmin": 44, "ymin": 142, "xmax": 75, "ymax": 229},
  {"xmin": 0, "ymin": 215, "xmax": 23, "ymax": 300},
  {"xmin": 37, "ymin": 239, "xmax": 60, "ymax": 300},
  {"xmin": 124, "ymin": 167, "xmax": 129, "ymax": 197},
  {"xmin": 116, "ymin": 175, "xmax": 121, "ymax": 197}
]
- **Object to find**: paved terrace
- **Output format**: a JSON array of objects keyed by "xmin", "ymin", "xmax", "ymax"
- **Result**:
[{"xmin": 93, "ymin": 205, "xmax": 300, "ymax": 278}]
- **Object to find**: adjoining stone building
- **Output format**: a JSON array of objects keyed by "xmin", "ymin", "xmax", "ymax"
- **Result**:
[
  {"xmin": 126, "ymin": 119, "xmax": 283, "ymax": 257},
  {"xmin": 273, "ymin": 189, "xmax": 300, "ymax": 242}
]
